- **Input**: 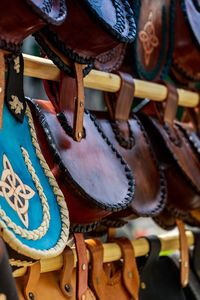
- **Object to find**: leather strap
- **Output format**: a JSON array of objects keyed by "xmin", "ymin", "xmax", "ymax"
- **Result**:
[
  {"xmin": 60, "ymin": 246, "xmax": 75, "ymax": 298},
  {"xmin": 0, "ymin": 51, "xmax": 5, "ymax": 128},
  {"xmin": 176, "ymin": 219, "xmax": 189, "ymax": 287},
  {"xmin": 164, "ymin": 83, "xmax": 179, "ymax": 126},
  {"xmin": 73, "ymin": 63, "xmax": 85, "ymax": 142},
  {"xmin": 105, "ymin": 71, "xmax": 134, "ymax": 121},
  {"xmin": 24, "ymin": 262, "xmax": 41, "ymax": 300},
  {"xmin": 74, "ymin": 233, "xmax": 88, "ymax": 300},
  {"xmin": 192, "ymin": 230, "xmax": 200, "ymax": 279},
  {"xmin": 113, "ymin": 237, "xmax": 139, "ymax": 300}
]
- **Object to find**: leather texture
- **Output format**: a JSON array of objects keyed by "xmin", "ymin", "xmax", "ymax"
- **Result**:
[
  {"xmin": 35, "ymin": 0, "xmax": 136, "ymax": 76},
  {"xmin": 0, "ymin": 0, "xmax": 66, "ymax": 53},
  {"xmin": 94, "ymin": 44, "xmax": 127, "ymax": 73},
  {"xmin": 94, "ymin": 72, "xmax": 166, "ymax": 224},
  {"xmin": 28, "ymin": 72, "xmax": 134, "ymax": 231},
  {"xmin": 172, "ymin": 0, "xmax": 200, "ymax": 83},
  {"xmin": 0, "ymin": 56, "xmax": 69, "ymax": 259},
  {"xmin": 86, "ymin": 237, "xmax": 139, "ymax": 300},
  {"xmin": 0, "ymin": 238, "xmax": 19, "ymax": 300},
  {"xmin": 132, "ymin": 0, "xmax": 173, "ymax": 81}
]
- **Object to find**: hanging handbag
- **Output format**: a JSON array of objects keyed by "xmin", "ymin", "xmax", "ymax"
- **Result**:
[
  {"xmin": 93, "ymin": 71, "xmax": 166, "ymax": 228},
  {"xmin": 35, "ymin": 0, "xmax": 136, "ymax": 76},
  {"xmin": 0, "ymin": 54, "xmax": 70, "ymax": 259}
]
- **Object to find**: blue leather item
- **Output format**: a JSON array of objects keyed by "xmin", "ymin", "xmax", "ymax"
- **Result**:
[{"xmin": 0, "ymin": 104, "xmax": 69, "ymax": 259}]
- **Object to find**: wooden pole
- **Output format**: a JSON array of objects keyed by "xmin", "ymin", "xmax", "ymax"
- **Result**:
[
  {"xmin": 23, "ymin": 54, "xmax": 199, "ymax": 108},
  {"xmin": 12, "ymin": 231, "xmax": 194, "ymax": 278}
]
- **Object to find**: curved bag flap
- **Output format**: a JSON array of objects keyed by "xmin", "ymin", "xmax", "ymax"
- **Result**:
[
  {"xmin": 172, "ymin": 0, "xmax": 200, "ymax": 82},
  {"xmin": 26, "ymin": 0, "xmax": 67, "ymax": 25},
  {"xmin": 0, "ymin": 0, "xmax": 67, "ymax": 54},
  {"xmin": 35, "ymin": 0, "xmax": 136, "ymax": 76},
  {"xmin": 0, "ymin": 55, "xmax": 69, "ymax": 259},
  {"xmin": 132, "ymin": 0, "xmax": 175, "ymax": 81},
  {"xmin": 29, "ymin": 98, "xmax": 134, "ymax": 229}
]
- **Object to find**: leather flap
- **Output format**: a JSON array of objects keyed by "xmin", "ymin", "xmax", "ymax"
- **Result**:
[
  {"xmin": 184, "ymin": 0, "xmax": 200, "ymax": 45},
  {"xmin": 26, "ymin": 0, "xmax": 67, "ymax": 25}
]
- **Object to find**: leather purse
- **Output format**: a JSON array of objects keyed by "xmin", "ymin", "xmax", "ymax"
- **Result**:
[
  {"xmin": 93, "ymin": 71, "xmax": 166, "ymax": 227},
  {"xmin": 16, "ymin": 233, "xmax": 96, "ymax": 300},
  {"xmin": 171, "ymin": 0, "xmax": 200, "ymax": 85},
  {"xmin": 137, "ymin": 85, "xmax": 200, "ymax": 230},
  {"xmin": 0, "ymin": 54, "xmax": 70, "ymax": 259},
  {"xmin": 35, "ymin": 0, "xmax": 136, "ymax": 76},
  {"xmin": 86, "ymin": 237, "xmax": 140, "ymax": 300},
  {"xmin": 28, "ymin": 70, "xmax": 134, "ymax": 232}
]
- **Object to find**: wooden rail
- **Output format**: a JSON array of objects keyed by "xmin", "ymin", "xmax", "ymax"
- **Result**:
[{"xmin": 12, "ymin": 231, "xmax": 194, "ymax": 278}]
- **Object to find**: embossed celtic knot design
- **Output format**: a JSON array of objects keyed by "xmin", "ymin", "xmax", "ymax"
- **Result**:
[
  {"xmin": 139, "ymin": 11, "xmax": 159, "ymax": 66},
  {"xmin": 0, "ymin": 155, "xmax": 35, "ymax": 228},
  {"xmin": 9, "ymin": 95, "xmax": 24, "ymax": 114}
]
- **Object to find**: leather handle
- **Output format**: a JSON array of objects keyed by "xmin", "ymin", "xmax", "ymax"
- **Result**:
[
  {"xmin": 74, "ymin": 233, "xmax": 88, "ymax": 300},
  {"xmin": 0, "ymin": 51, "xmax": 5, "ymax": 128},
  {"xmin": 164, "ymin": 83, "xmax": 179, "ymax": 126},
  {"xmin": 60, "ymin": 246, "xmax": 75, "ymax": 298},
  {"xmin": 112, "ymin": 237, "xmax": 139, "ymax": 300},
  {"xmin": 176, "ymin": 219, "xmax": 189, "ymax": 287},
  {"xmin": 105, "ymin": 71, "xmax": 135, "ymax": 121}
]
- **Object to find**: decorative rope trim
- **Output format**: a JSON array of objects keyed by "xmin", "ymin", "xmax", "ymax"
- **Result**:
[
  {"xmin": 0, "ymin": 148, "xmax": 51, "ymax": 239},
  {"xmin": 9, "ymin": 258, "xmax": 34, "ymax": 267},
  {"xmin": 1, "ymin": 104, "xmax": 70, "ymax": 259}
]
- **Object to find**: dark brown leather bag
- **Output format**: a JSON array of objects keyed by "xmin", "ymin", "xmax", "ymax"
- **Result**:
[
  {"xmin": 0, "ymin": 0, "xmax": 66, "ymax": 54},
  {"xmin": 29, "ymin": 69, "xmax": 134, "ymax": 232},
  {"xmin": 86, "ymin": 237, "xmax": 139, "ymax": 300},
  {"xmin": 171, "ymin": 0, "xmax": 200, "ymax": 84},
  {"xmin": 137, "ymin": 86, "xmax": 200, "ymax": 230},
  {"xmin": 35, "ymin": 0, "xmax": 136, "ymax": 76},
  {"xmin": 94, "ymin": 72, "xmax": 166, "ymax": 227}
]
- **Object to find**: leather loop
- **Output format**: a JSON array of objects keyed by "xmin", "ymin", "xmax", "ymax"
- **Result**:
[
  {"xmin": 73, "ymin": 63, "xmax": 85, "ymax": 142},
  {"xmin": 112, "ymin": 237, "xmax": 140, "ymax": 300},
  {"xmin": 105, "ymin": 72, "xmax": 134, "ymax": 122},
  {"xmin": 0, "ymin": 51, "xmax": 5, "ymax": 128},
  {"xmin": 60, "ymin": 246, "xmax": 75, "ymax": 298},
  {"xmin": 164, "ymin": 83, "xmax": 179, "ymax": 126},
  {"xmin": 74, "ymin": 233, "xmax": 88, "ymax": 300},
  {"xmin": 176, "ymin": 219, "xmax": 189, "ymax": 287},
  {"xmin": 24, "ymin": 262, "xmax": 41, "ymax": 300}
]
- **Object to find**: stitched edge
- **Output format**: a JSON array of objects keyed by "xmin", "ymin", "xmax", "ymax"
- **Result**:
[
  {"xmin": 0, "ymin": 104, "xmax": 70, "ymax": 259},
  {"xmin": 30, "ymin": 100, "xmax": 135, "ymax": 212}
]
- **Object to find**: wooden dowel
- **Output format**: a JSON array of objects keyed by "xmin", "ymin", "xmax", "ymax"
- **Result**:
[
  {"xmin": 12, "ymin": 231, "xmax": 194, "ymax": 278},
  {"xmin": 23, "ymin": 54, "xmax": 199, "ymax": 108}
]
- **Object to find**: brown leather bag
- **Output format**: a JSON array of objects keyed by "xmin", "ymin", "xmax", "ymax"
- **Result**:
[
  {"xmin": 16, "ymin": 234, "xmax": 96, "ymax": 300},
  {"xmin": 171, "ymin": 0, "xmax": 200, "ymax": 84},
  {"xmin": 137, "ymin": 85, "xmax": 200, "ymax": 230},
  {"xmin": 86, "ymin": 237, "xmax": 139, "ymax": 300},
  {"xmin": 28, "ymin": 69, "xmax": 134, "ymax": 232},
  {"xmin": 94, "ymin": 72, "xmax": 166, "ymax": 227},
  {"xmin": 35, "ymin": 0, "xmax": 136, "ymax": 76}
]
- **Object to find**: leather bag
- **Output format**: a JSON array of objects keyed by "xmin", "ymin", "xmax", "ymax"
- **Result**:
[
  {"xmin": 35, "ymin": 0, "xmax": 136, "ymax": 76},
  {"xmin": 0, "ymin": 55, "xmax": 70, "ymax": 259},
  {"xmin": 28, "ymin": 70, "xmax": 134, "ymax": 232},
  {"xmin": 94, "ymin": 71, "xmax": 166, "ymax": 227}
]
